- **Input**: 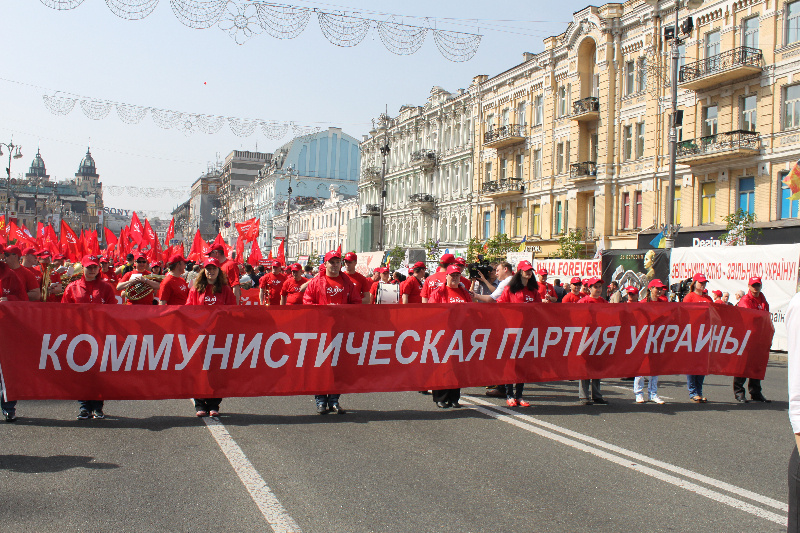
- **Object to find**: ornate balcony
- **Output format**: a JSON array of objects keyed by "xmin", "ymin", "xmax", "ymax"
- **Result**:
[
  {"xmin": 361, "ymin": 166, "xmax": 381, "ymax": 185},
  {"xmin": 409, "ymin": 193, "xmax": 435, "ymax": 208},
  {"xmin": 363, "ymin": 204, "xmax": 380, "ymax": 216},
  {"xmin": 679, "ymin": 47, "xmax": 762, "ymax": 90},
  {"xmin": 410, "ymin": 150, "xmax": 437, "ymax": 170},
  {"xmin": 571, "ymin": 97, "xmax": 600, "ymax": 122},
  {"xmin": 570, "ymin": 161, "xmax": 597, "ymax": 182},
  {"xmin": 483, "ymin": 124, "xmax": 526, "ymax": 149},
  {"xmin": 676, "ymin": 130, "xmax": 760, "ymax": 165},
  {"xmin": 481, "ymin": 178, "xmax": 524, "ymax": 198}
]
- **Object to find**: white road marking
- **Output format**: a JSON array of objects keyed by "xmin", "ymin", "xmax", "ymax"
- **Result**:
[
  {"xmin": 461, "ymin": 396, "xmax": 787, "ymax": 525},
  {"xmin": 609, "ymin": 384, "xmax": 674, "ymax": 400},
  {"xmin": 202, "ymin": 415, "xmax": 302, "ymax": 533}
]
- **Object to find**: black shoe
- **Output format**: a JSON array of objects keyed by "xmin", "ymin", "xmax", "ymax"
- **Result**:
[
  {"xmin": 621, "ymin": 377, "xmax": 635, "ymax": 381},
  {"xmin": 751, "ymin": 395, "xmax": 771, "ymax": 403},
  {"xmin": 3, "ymin": 410, "xmax": 16, "ymax": 423},
  {"xmin": 579, "ymin": 400, "xmax": 593, "ymax": 406},
  {"xmin": 593, "ymin": 398, "xmax": 609, "ymax": 405},
  {"xmin": 329, "ymin": 403, "xmax": 346, "ymax": 414},
  {"xmin": 93, "ymin": 410, "xmax": 105, "ymax": 419},
  {"xmin": 485, "ymin": 387, "xmax": 505, "ymax": 398},
  {"xmin": 316, "ymin": 404, "xmax": 329, "ymax": 415},
  {"xmin": 418, "ymin": 391, "xmax": 430, "ymax": 395},
  {"xmin": 77, "ymin": 410, "xmax": 91, "ymax": 420},
  {"xmin": 735, "ymin": 395, "xmax": 748, "ymax": 403},
  {"xmin": 449, "ymin": 402, "xmax": 462, "ymax": 409},
  {"xmin": 436, "ymin": 401, "xmax": 450, "ymax": 409}
]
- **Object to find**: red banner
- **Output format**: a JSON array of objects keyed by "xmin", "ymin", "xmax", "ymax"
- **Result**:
[{"xmin": 0, "ymin": 303, "xmax": 773, "ymax": 401}]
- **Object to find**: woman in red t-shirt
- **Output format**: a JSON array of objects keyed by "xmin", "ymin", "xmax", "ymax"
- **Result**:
[
  {"xmin": 682, "ymin": 273, "xmax": 712, "ymax": 402},
  {"xmin": 428, "ymin": 265, "xmax": 472, "ymax": 409},
  {"xmin": 186, "ymin": 258, "xmax": 235, "ymax": 417},
  {"xmin": 495, "ymin": 260, "xmax": 539, "ymax": 407},
  {"xmin": 645, "ymin": 279, "xmax": 669, "ymax": 302}
]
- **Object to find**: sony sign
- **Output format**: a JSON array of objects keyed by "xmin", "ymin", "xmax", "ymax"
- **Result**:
[{"xmin": 103, "ymin": 207, "xmax": 132, "ymax": 216}]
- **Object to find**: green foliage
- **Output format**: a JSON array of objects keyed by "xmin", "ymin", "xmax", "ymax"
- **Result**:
[
  {"xmin": 306, "ymin": 250, "xmax": 319, "ymax": 269},
  {"xmin": 386, "ymin": 245, "xmax": 405, "ymax": 269},
  {"xmin": 720, "ymin": 209, "xmax": 761, "ymax": 246},
  {"xmin": 423, "ymin": 238, "xmax": 441, "ymax": 261},
  {"xmin": 466, "ymin": 237, "xmax": 483, "ymax": 263},
  {"xmin": 557, "ymin": 229, "xmax": 585, "ymax": 259},
  {"xmin": 484, "ymin": 233, "xmax": 516, "ymax": 263}
]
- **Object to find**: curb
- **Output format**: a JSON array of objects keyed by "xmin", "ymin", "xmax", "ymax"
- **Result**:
[{"xmin": 770, "ymin": 352, "xmax": 788, "ymax": 363}]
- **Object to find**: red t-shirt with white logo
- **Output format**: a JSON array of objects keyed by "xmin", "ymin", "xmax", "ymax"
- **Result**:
[
  {"xmin": 259, "ymin": 273, "xmax": 286, "ymax": 305},
  {"xmin": 158, "ymin": 273, "xmax": 189, "ymax": 305},
  {"xmin": 28, "ymin": 265, "xmax": 43, "ymax": 286},
  {"xmin": 345, "ymin": 271, "xmax": 372, "ymax": 297},
  {"xmin": 325, "ymin": 275, "xmax": 345, "ymax": 304},
  {"xmin": 428, "ymin": 284, "xmax": 471, "ymax": 303},
  {"xmin": 11, "ymin": 265, "xmax": 39, "ymax": 294},
  {"xmin": 496, "ymin": 286, "xmax": 539, "ymax": 303},
  {"xmin": 239, "ymin": 287, "xmax": 261, "ymax": 305},
  {"xmin": 186, "ymin": 284, "xmax": 236, "ymax": 306},
  {"xmin": 578, "ymin": 296, "xmax": 606, "ymax": 304},
  {"xmin": 119, "ymin": 270, "xmax": 155, "ymax": 305},
  {"xmin": 400, "ymin": 276, "xmax": 424, "ymax": 303},
  {"xmin": 281, "ymin": 277, "xmax": 305, "ymax": 305},
  {"xmin": 537, "ymin": 281, "xmax": 557, "ymax": 302},
  {"xmin": 420, "ymin": 271, "xmax": 447, "ymax": 299}
]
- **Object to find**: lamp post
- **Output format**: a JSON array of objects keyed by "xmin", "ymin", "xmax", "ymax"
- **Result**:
[
  {"xmin": 377, "ymin": 118, "xmax": 390, "ymax": 251},
  {"xmin": 0, "ymin": 140, "xmax": 23, "ymax": 223},
  {"xmin": 285, "ymin": 165, "xmax": 296, "ymax": 258}
]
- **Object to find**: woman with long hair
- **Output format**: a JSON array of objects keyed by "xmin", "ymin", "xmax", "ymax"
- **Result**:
[
  {"xmin": 186, "ymin": 258, "xmax": 236, "ymax": 417},
  {"xmin": 682, "ymin": 274, "xmax": 712, "ymax": 403},
  {"xmin": 496, "ymin": 261, "xmax": 539, "ymax": 407}
]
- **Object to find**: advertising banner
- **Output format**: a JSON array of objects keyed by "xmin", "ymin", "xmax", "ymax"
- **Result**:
[
  {"xmin": 507, "ymin": 251, "xmax": 533, "ymax": 268},
  {"xmin": 669, "ymin": 244, "xmax": 800, "ymax": 350},
  {"xmin": 532, "ymin": 258, "xmax": 602, "ymax": 279},
  {"xmin": 0, "ymin": 302, "xmax": 772, "ymax": 401},
  {"xmin": 355, "ymin": 251, "xmax": 386, "ymax": 276},
  {"xmin": 602, "ymin": 249, "xmax": 672, "ymax": 300}
]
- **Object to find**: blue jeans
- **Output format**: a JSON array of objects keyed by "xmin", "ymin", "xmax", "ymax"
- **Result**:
[
  {"xmin": 79, "ymin": 400, "xmax": 104, "ymax": 413},
  {"xmin": 633, "ymin": 376, "xmax": 659, "ymax": 398},
  {"xmin": 1, "ymin": 398, "xmax": 16, "ymax": 415},
  {"xmin": 505, "ymin": 383, "xmax": 524, "ymax": 399},
  {"xmin": 315, "ymin": 394, "xmax": 340, "ymax": 407},
  {"xmin": 686, "ymin": 375, "xmax": 705, "ymax": 397}
]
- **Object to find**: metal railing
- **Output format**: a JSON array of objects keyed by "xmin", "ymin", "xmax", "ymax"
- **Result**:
[
  {"xmin": 409, "ymin": 193, "xmax": 435, "ymax": 204},
  {"xmin": 572, "ymin": 97, "xmax": 599, "ymax": 116},
  {"xmin": 679, "ymin": 46, "xmax": 762, "ymax": 83},
  {"xmin": 481, "ymin": 178, "xmax": 524, "ymax": 194},
  {"xmin": 570, "ymin": 161, "xmax": 597, "ymax": 179},
  {"xmin": 484, "ymin": 124, "xmax": 525, "ymax": 144},
  {"xmin": 361, "ymin": 167, "xmax": 381, "ymax": 181},
  {"xmin": 410, "ymin": 150, "xmax": 437, "ymax": 165},
  {"xmin": 676, "ymin": 130, "xmax": 760, "ymax": 158},
  {"xmin": 364, "ymin": 204, "xmax": 380, "ymax": 213}
]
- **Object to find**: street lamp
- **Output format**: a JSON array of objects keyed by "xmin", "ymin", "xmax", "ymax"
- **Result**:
[
  {"xmin": 377, "ymin": 114, "xmax": 390, "ymax": 251},
  {"xmin": 285, "ymin": 165, "xmax": 296, "ymax": 257},
  {"xmin": 0, "ymin": 140, "xmax": 23, "ymax": 223}
]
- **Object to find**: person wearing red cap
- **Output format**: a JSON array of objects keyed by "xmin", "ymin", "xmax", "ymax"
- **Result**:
[
  {"xmin": 420, "ymin": 253, "xmax": 456, "ymax": 303},
  {"xmin": 682, "ymin": 273, "xmax": 711, "ymax": 402},
  {"xmin": 631, "ymin": 281, "xmax": 669, "ymax": 404},
  {"xmin": 562, "ymin": 277, "xmax": 583, "ymax": 303},
  {"xmin": 150, "ymin": 262, "xmax": 163, "ymax": 275},
  {"xmin": 342, "ymin": 252, "xmax": 372, "ymax": 303},
  {"xmin": 645, "ymin": 279, "xmax": 669, "ymax": 302},
  {"xmin": 62, "ymin": 255, "xmax": 118, "ymax": 420},
  {"xmin": 428, "ymin": 264, "xmax": 471, "ymax": 408},
  {"xmin": 303, "ymin": 250, "xmax": 361, "ymax": 414},
  {"xmin": 536, "ymin": 269, "xmax": 558, "ymax": 303},
  {"xmin": 369, "ymin": 267, "xmax": 392, "ymax": 304},
  {"xmin": 158, "ymin": 254, "xmax": 189, "ymax": 305},
  {"xmin": 21, "ymin": 248, "xmax": 41, "ymax": 284},
  {"xmin": 4, "ymin": 245, "xmax": 41, "ymax": 301},
  {"xmin": 734, "ymin": 276, "xmax": 771, "ymax": 403},
  {"xmin": 117, "ymin": 254, "xmax": 161, "ymax": 305},
  {"xmin": 625, "ymin": 286, "xmax": 640, "ymax": 303},
  {"xmin": 280, "ymin": 263, "xmax": 310, "ymax": 305},
  {"xmin": 400, "ymin": 261, "xmax": 426, "ymax": 304},
  {"xmin": 711, "ymin": 289, "xmax": 726, "ymax": 305},
  {"xmin": 0, "ymin": 246, "xmax": 28, "ymax": 422},
  {"xmin": 98, "ymin": 256, "xmax": 118, "ymax": 284},
  {"xmin": 576, "ymin": 277, "xmax": 609, "ymax": 405},
  {"xmin": 259, "ymin": 260, "xmax": 286, "ymax": 306},
  {"xmin": 35, "ymin": 251, "xmax": 66, "ymax": 302},
  {"xmin": 207, "ymin": 244, "xmax": 241, "ymax": 304}
]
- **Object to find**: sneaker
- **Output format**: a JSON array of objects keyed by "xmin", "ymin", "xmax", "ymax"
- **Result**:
[
  {"xmin": 650, "ymin": 395, "xmax": 665, "ymax": 404},
  {"xmin": 316, "ymin": 404, "xmax": 329, "ymax": 415},
  {"xmin": 329, "ymin": 403, "xmax": 346, "ymax": 414},
  {"xmin": 593, "ymin": 398, "xmax": 609, "ymax": 405},
  {"xmin": 506, "ymin": 398, "xmax": 518, "ymax": 407},
  {"xmin": 3, "ymin": 410, "xmax": 17, "ymax": 423},
  {"xmin": 635, "ymin": 394, "xmax": 645, "ymax": 404},
  {"xmin": 77, "ymin": 410, "xmax": 91, "ymax": 420},
  {"xmin": 209, "ymin": 410, "xmax": 220, "ymax": 417},
  {"xmin": 92, "ymin": 410, "xmax": 105, "ymax": 419},
  {"xmin": 516, "ymin": 399, "xmax": 531, "ymax": 407},
  {"xmin": 195, "ymin": 410, "xmax": 208, "ymax": 417}
]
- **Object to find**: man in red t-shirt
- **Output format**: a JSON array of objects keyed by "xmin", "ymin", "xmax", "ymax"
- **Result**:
[
  {"xmin": 117, "ymin": 253, "xmax": 161, "ymax": 305},
  {"xmin": 577, "ymin": 277, "xmax": 608, "ymax": 405},
  {"xmin": 562, "ymin": 277, "xmax": 583, "ymax": 303},
  {"xmin": 303, "ymin": 250, "xmax": 360, "ymax": 414},
  {"xmin": 281, "ymin": 263, "xmax": 310, "ymax": 305},
  {"xmin": 421, "ymin": 253, "xmax": 456, "ymax": 303},
  {"xmin": 21, "ymin": 247, "xmax": 41, "ymax": 283},
  {"xmin": 536, "ymin": 268, "xmax": 558, "ymax": 303},
  {"xmin": 259, "ymin": 260, "xmax": 287, "ymax": 306},
  {"xmin": 343, "ymin": 252, "xmax": 372, "ymax": 303},
  {"xmin": 4, "ymin": 245, "xmax": 40, "ymax": 301},
  {"xmin": 401, "ymin": 261, "xmax": 426, "ymax": 304},
  {"xmin": 159, "ymin": 253, "xmax": 190, "ymax": 305},
  {"xmin": 369, "ymin": 267, "xmax": 392, "ymax": 304},
  {"xmin": 207, "ymin": 243, "xmax": 241, "ymax": 304},
  {"xmin": 734, "ymin": 276, "xmax": 771, "ymax": 403}
]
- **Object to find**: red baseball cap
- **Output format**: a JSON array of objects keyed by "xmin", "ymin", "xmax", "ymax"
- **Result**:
[
  {"xmin": 712, "ymin": 289, "xmax": 723, "ymax": 297},
  {"xmin": 586, "ymin": 276, "xmax": 602, "ymax": 286},
  {"xmin": 412, "ymin": 261, "xmax": 426, "ymax": 270},
  {"xmin": 271, "ymin": 260, "xmax": 283, "ymax": 267},
  {"xmin": 375, "ymin": 266, "xmax": 389, "ymax": 273},
  {"xmin": 647, "ymin": 279, "xmax": 666, "ymax": 289},
  {"xmin": 37, "ymin": 250, "xmax": 52, "ymax": 258},
  {"xmin": 625, "ymin": 286, "xmax": 639, "ymax": 294},
  {"xmin": 149, "ymin": 261, "xmax": 160, "ymax": 268},
  {"xmin": 22, "ymin": 247, "xmax": 37, "ymax": 256},
  {"xmin": 692, "ymin": 273, "xmax": 708, "ymax": 283},
  {"xmin": 168, "ymin": 253, "xmax": 187, "ymax": 264},
  {"xmin": 206, "ymin": 244, "xmax": 225, "ymax": 255},
  {"xmin": 81, "ymin": 255, "xmax": 100, "ymax": 267},
  {"xmin": 99, "ymin": 256, "xmax": 110, "ymax": 263},
  {"xmin": 446, "ymin": 264, "xmax": 461, "ymax": 275},
  {"xmin": 439, "ymin": 253, "xmax": 455, "ymax": 265},
  {"xmin": 344, "ymin": 252, "xmax": 357, "ymax": 262},
  {"xmin": 4, "ymin": 245, "xmax": 21, "ymax": 256},
  {"xmin": 324, "ymin": 251, "xmax": 341, "ymax": 263},
  {"xmin": 517, "ymin": 260, "xmax": 534, "ymax": 272},
  {"xmin": 135, "ymin": 253, "xmax": 147, "ymax": 261},
  {"xmin": 570, "ymin": 276, "xmax": 582, "ymax": 284},
  {"xmin": 289, "ymin": 263, "xmax": 302, "ymax": 271},
  {"xmin": 749, "ymin": 276, "xmax": 762, "ymax": 286},
  {"xmin": 53, "ymin": 254, "xmax": 66, "ymax": 260},
  {"xmin": 204, "ymin": 257, "xmax": 222, "ymax": 268},
  {"xmin": 536, "ymin": 268, "xmax": 548, "ymax": 276},
  {"xmin": 455, "ymin": 257, "xmax": 467, "ymax": 265}
]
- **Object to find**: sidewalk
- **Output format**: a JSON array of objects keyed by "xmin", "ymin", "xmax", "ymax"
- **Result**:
[{"xmin": 770, "ymin": 352, "xmax": 787, "ymax": 363}]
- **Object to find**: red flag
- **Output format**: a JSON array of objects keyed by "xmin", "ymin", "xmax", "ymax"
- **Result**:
[
  {"xmin": 247, "ymin": 239, "xmax": 263, "ymax": 266},
  {"xmin": 783, "ymin": 159, "xmax": 800, "ymax": 200},
  {"xmin": 142, "ymin": 219, "xmax": 158, "ymax": 249},
  {"xmin": 7, "ymin": 221, "xmax": 35, "ymax": 247},
  {"xmin": 235, "ymin": 218, "xmax": 257, "ymax": 241},
  {"xmin": 336, "ymin": 243, "xmax": 341, "ymax": 254},
  {"xmin": 59, "ymin": 220, "xmax": 80, "ymax": 261},
  {"xmin": 165, "ymin": 218, "xmax": 175, "ymax": 247},
  {"xmin": 212, "ymin": 233, "xmax": 232, "ymax": 257},
  {"xmin": 247, "ymin": 218, "xmax": 260, "ymax": 242},
  {"xmin": 0, "ymin": 215, "xmax": 5, "ymax": 236},
  {"xmin": 235, "ymin": 236, "xmax": 244, "ymax": 264},
  {"xmin": 36, "ymin": 222, "xmax": 45, "ymax": 246},
  {"xmin": 267, "ymin": 250, "xmax": 273, "ymax": 260},
  {"xmin": 129, "ymin": 212, "xmax": 144, "ymax": 245},
  {"xmin": 104, "ymin": 227, "xmax": 118, "ymax": 252},
  {"xmin": 277, "ymin": 238, "xmax": 285, "ymax": 265},
  {"xmin": 187, "ymin": 229, "xmax": 207, "ymax": 262},
  {"xmin": 176, "ymin": 242, "xmax": 185, "ymax": 258},
  {"xmin": 162, "ymin": 245, "xmax": 173, "ymax": 265}
]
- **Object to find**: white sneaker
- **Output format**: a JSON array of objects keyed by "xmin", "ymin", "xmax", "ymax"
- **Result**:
[
  {"xmin": 635, "ymin": 394, "xmax": 645, "ymax": 403},
  {"xmin": 650, "ymin": 395, "xmax": 665, "ymax": 404}
]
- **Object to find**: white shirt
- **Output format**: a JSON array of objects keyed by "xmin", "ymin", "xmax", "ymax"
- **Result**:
[
  {"xmin": 787, "ymin": 292, "xmax": 800, "ymax": 433},
  {"xmin": 490, "ymin": 276, "xmax": 512, "ymax": 300}
]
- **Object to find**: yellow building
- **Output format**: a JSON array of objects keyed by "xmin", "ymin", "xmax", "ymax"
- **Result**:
[{"xmin": 472, "ymin": 0, "xmax": 800, "ymax": 255}]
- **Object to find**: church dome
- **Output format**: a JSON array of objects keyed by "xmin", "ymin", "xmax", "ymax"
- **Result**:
[
  {"xmin": 77, "ymin": 148, "xmax": 97, "ymax": 176},
  {"xmin": 28, "ymin": 149, "xmax": 47, "ymax": 178}
]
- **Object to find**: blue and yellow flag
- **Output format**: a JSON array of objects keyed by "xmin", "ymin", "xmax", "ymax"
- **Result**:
[
  {"xmin": 518, "ymin": 236, "xmax": 527, "ymax": 252},
  {"xmin": 649, "ymin": 228, "xmax": 666, "ymax": 249}
]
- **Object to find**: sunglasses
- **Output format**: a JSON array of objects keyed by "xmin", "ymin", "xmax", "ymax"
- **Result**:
[{"xmin": 136, "ymin": 260, "xmax": 148, "ymax": 263}]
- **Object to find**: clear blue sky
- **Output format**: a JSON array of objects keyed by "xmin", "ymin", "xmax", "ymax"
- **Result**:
[{"xmin": 0, "ymin": 0, "xmax": 582, "ymax": 219}]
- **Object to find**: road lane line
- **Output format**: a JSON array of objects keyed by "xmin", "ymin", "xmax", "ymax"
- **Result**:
[
  {"xmin": 202, "ymin": 416, "xmax": 302, "ymax": 533},
  {"xmin": 461, "ymin": 397, "xmax": 787, "ymax": 523}
]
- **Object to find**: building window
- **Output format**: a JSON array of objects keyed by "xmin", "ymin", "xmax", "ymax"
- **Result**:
[
  {"xmin": 674, "ymin": 186, "xmax": 682, "ymax": 225},
  {"xmin": 625, "ymin": 61, "xmax": 635, "ymax": 95},
  {"xmin": 788, "ymin": 1, "xmax": 800, "ymax": 45},
  {"xmin": 556, "ymin": 143, "xmax": 564, "ymax": 174},
  {"xmin": 743, "ymin": 16, "xmax": 759, "ymax": 49},
  {"xmin": 534, "ymin": 96, "xmax": 543, "ymax": 126},
  {"xmin": 501, "ymin": 108, "xmax": 510, "ymax": 126},
  {"xmin": 780, "ymin": 171, "xmax": 800, "ymax": 218},
  {"xmin": 742, "ymin": 95, "xmax": 757, "ymax": 132},
  {"xmin": 483, "ymin": 211, "xmax": 491, "ymax": 238},
  {"xmin": 738, "ymin": 177, "xmax": 756, "ymax": 214},
  {"xmin": 485, "ymin": 161, "xmax": 492, "ymax": 183},
  {"xmin": 636, "ymin": 122, "xmax": 645, "ymax": 159},
  {"xmin": 517, "ymin": 101, "xmax": 527, "ymax": 127},
  {"xmin": 487, "ymin": 114, "xmax": 495, "ymax": 132},
  {"xmin": 785, "ymin": 85, "xmax": 800, "ymax": 130},
  {"xmin": 515, "ymin": 207, "xmax": 524, "ymax": 236},
  {"xmin": 701, "ymin": 182, "xmax": 716, "ymax": 224},
  {"xmin": 634, "ymin": 191, "xmax": 642, "ymax": 228},
  {"xmin": 622, "ymin": 192, "xmax": 630, "ymax": 229},
  {"xmin": 706, "ymin": 30, "xmax": 721, "ymax": 59},
  {"xmin": 500, "ymin": 158, "xmax": 508, "ymax": 180},
  {"xmin": 555, "ymin": 201, "xmax": 564, "ymax": 234},
  {"xmin": 677, "ymin": 43, "xmax": 686, "ymax": 70},
  {"xmin": 637, "ymin": 57, "xmax": 647, "ymax": 93},
  {"xmin": 703, "ymin": 106, "xmax": 718, "ymax": 136},
  {"xmin": 624, "ymin": 125, "xmax": 633, "ymax": 161},
  {"xmin": 515, "ymin": 154, "xmax": 523, "ymax": 180},
  {"xmin": 533, "ymin": 149, "xmax": 542, "ymax": 178},
  {"xmin": 590, "ymin": 133, "xmax": 598, "ymax": 162},
  {"xmin": 499, "ymin": 209, "xmax": 506, "ymax": 235},
  {"xmin": 558, "ymin": 86, "xmax": 567, "ymax": 117},
  {"xmin": 532, "ymin": 205, "xmax": 541, "ymax": 235}
]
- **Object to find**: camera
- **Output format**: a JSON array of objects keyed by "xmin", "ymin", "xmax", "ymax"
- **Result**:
[
  {"xmin": 468, "ymin": 255, "xmax": 493, "ymax": 279},
  {"xmin": 669, "ymin": 278, "xmax": 692, "ymax": 301}
]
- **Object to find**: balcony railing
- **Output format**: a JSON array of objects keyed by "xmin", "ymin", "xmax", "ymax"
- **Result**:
[
  {"xmin": 679, "ymin": 47, "xmax": 762, "ymax": 90},
  {"xmin": 409, "ymin": 193, "xmax": 435, "ymax": 205},
  {"xmin": 572, "ymin": 97, "xmax": 600, "ymax": 121},
  {"xmin": 483, "ymin": 124, "xmax": 526, "ymax": 148},
  {"xmin": 676, "ymin": 130, "xmax": 760, "ymax": 164},
  {"xmin": 363, "ymin": 204, "xmax": 380, "ymax": 215},
  {"xmin": 361, "ymin": 166, "xmax": 381, "ymax": 184},
  {"xmin": 481, "ymin": 178, "xmax": 524, "ymax": 197},
  {"xmin": 570, "ymin": 161, "xmax": 597, "ymax": 180},
  {"xmin": 410, "ymin": 150, "xmax": 437, "ymax": 169}
]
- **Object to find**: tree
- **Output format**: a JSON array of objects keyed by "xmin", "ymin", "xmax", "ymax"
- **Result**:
[
  {"xmin": 557, "ymin": 229, "xmax": 584, "ymax": 259},
  {"xmin": 386, "ymin": 245, "xmax": 405, "ymax": 269},
  {"xmin": 720, "ymin": 209, "xmax": 761, "ymax": 246},
  {"xmin": 484, "ymin": 233, "xmax": 516, "ymax": 263},
  {"xmin": 466, "ymin": 237, "xmax": 483, "ymax": 262},
  {"xmin": 306, "ymin": 249, "xmax": 319, "ymax": 270},
  {"xmin": 423, "ymin": 238, "xmax": 441, "ymax": 261}
]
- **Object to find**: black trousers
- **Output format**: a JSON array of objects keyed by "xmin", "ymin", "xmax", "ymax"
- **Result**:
[
  {"xmin": 790, "ymin": 445, "xmax": 800, "ymax": 533},
  {"xmin": 733, "ymin": 377, "xmax": 762, "ymax": 398},
  {"xmin": 432, "ymin": 389, "xmax": 460, "ymax": 404},
  {"xmin": 194, "ymin": 398, "xmax": 222, "ymax": 411}
]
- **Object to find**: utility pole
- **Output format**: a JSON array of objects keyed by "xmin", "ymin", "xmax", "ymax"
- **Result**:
[{"xmin": 377, "ymin": 108, "xmax": 390, "ymax": 251}]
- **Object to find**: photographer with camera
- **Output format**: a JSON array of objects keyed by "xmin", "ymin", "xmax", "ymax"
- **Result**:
[
  {"xmin": 470, "ymin": 261, "xmax": 497, "ymax": 299},
  {"xmin": 470, "ymin": 262, "xmax": 514, "ymax": 303}
]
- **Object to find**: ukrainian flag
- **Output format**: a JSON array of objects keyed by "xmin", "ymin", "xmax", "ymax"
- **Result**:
[
  {"xmin": 649, "ymin": 228, "xmax": 666, "ymax": 249},
  {"xmin": 783, "ymin": 159, "xmax": 800, "ymax": 200},
  {"xmin": 518, "ymin": 236, "xmax": 527, "ymax": 252}
]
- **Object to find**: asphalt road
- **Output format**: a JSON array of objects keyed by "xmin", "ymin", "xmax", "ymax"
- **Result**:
[{"xmin": 1, "ymin": 362, "xmax": 793, "ymax": 533}]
